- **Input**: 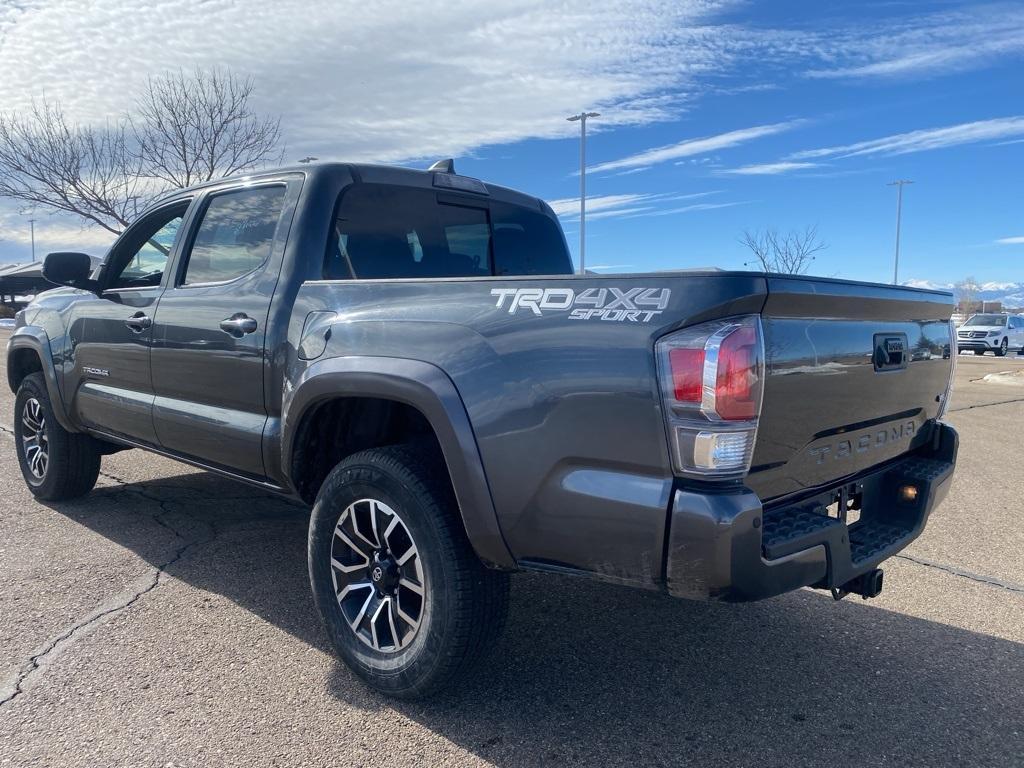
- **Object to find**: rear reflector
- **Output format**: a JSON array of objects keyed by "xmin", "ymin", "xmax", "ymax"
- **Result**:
[{"xmin": 656, "ymin": 316, "xmax": 765, "ymax": 479}]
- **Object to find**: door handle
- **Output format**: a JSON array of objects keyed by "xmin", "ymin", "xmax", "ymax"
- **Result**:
[
  {"xmin": 124, "ymin": 312, "xmax": 152, "ymax": 332},
  {"xmin": 220, "ymin": 313, "xmax": 258, "ymax": 337}
]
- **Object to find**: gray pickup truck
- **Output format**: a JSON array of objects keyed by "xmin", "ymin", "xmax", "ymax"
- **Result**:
[{"xmin": 7, "ymin": 162, "xmax": 958, "ymax": 698}]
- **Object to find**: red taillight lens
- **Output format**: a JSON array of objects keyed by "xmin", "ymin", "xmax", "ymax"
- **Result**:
[
  {"xmin": 715, "ymin": 326, "xmax": 758, "ymax": 420},
  {"xmin": 656, "ymin": 316, "xmax": 765, "ymax": 479},
  {"xmin": 669, "ymin": 348, "xmax": 705, "ymax": 402}
]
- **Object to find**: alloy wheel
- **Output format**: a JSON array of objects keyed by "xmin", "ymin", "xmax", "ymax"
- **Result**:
[
  {"xmin": 330, "ymin": 498, "xmax": 426, "ymax": 653},
  {"xmin": 21, "ymin": 397, "xmax": 49, "ymax": 480}
]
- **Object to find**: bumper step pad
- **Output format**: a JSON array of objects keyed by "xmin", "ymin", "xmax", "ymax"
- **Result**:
[
  {"xmin": 848, "ymin": 520, "xmax": 912, "ymax": 564},
  {"xmin": 761, "ymin": 505, "xmax": 842, "ymax": 561}
]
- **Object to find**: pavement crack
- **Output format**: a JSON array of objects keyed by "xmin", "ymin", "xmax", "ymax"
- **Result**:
[
  {"xmin": 895, "ymin": 553, "xmax": 1024, "ymax": 594},
  {"xmin": 0, "ymin": 506, "xmax": 218, "ymax": 711},
  {"xmin": 949, "ymin": 397, "xmax": 1024, "ymax": 412}
]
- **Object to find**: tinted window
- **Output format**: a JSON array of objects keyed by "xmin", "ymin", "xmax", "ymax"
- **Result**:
[
  {"xmin": 182, "ymin": 186, "xmax": 286, "ymax": 285},
  {"xmin": 324, "ymin": 183, "xmax": 571, "ymax": 279},
  {"xmin": 491, "ymin": 201, "xmax": 573, "ymax": 276},
  {"xmin": 106, "ymin": 204, "xmax": 187, "ymax": 289}
]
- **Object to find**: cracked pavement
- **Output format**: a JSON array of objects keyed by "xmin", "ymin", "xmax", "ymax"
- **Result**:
[{"xmin": 0, "ymin": 332, "xmax": 1022, "ymax": 767}]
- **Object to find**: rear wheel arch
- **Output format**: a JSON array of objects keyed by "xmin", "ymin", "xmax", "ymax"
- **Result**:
[{"xmin": 283, "ymin": 358, "xmax": 515, "ymax": 570}]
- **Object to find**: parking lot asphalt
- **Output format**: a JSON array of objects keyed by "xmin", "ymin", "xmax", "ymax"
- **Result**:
[{"xmin": 0, "ymin": 331, "xmax": 1021, "ymax": 768}]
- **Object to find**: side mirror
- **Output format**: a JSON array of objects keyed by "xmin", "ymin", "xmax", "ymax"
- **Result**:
[{"xmin": 42, "ymin": 252, "xmax": 100, "ymax": 292}]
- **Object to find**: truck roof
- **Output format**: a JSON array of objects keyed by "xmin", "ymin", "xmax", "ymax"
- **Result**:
[{"xmin": 150, "ymin": 161, "xmax": 546, "ymax": 213}]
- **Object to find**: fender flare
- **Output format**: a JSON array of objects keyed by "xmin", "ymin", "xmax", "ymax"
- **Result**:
[
  {"xmin": 281, "ymin": 356, "xmax": 516, "ymax": 570},
  {"xmin": 6, "ymin": 326, "xmax": 77, "ymax": 432}
]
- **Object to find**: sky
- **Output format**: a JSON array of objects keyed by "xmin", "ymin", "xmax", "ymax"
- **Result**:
[{"xmin": 0, "ymin": 0, "xmax": 1022, "ymax": 286}]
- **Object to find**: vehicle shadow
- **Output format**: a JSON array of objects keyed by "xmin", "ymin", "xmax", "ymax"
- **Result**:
[{"xmin": 49, "ymin": 472, "xmax": 1024, "ymax": 767}]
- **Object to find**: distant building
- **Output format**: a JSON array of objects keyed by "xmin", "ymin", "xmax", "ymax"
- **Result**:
[{"xmin": 958, "ymin": 300, "xmax": 1003, "ymax": 314}]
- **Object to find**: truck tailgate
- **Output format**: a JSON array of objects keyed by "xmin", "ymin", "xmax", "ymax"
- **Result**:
[{"xmin": 748, "ymin": 276, "xmax": 954, "ymax": 502}]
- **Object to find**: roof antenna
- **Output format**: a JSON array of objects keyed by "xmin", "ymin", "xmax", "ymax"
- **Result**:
[{"xmin": 428, "ymin": 159, "xmax": 455, "ymax": 174}]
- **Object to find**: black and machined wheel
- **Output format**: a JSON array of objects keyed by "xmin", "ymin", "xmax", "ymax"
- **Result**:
[
  {"xmin": 995, "ymin": 338, "xmax": 1008, "ymax": 357},
  {"xmin": 308, "ymin": 445, "xmax": 509, "ymax": 699},
  {"xmin": 14, "ymin": 372, "xmax": 101, "ymax": 501}
]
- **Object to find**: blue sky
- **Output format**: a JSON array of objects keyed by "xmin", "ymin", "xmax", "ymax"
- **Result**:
[
  {"xmin": 455, "ymin": 2, "xmax": 1024, "ymax": 285},
  {"xmin": 0, "ymin": 0, "xmax": 1022, "ymax": 286}
]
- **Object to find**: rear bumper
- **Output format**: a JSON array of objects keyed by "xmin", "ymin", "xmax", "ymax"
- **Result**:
[{"xmin": 665, "ymin": 422, "xmax": 958, "ymax": 601}]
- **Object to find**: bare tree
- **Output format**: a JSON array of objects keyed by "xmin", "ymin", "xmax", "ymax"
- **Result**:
[
  {"xmin": 0, "ymin": 69, "xmax": 283, "ymax": 236},
  {"xmin": 956, "ymin": 276, "xmax": 978, "ymax": 313},
  {"xmin": 740, "ymin": 226, "xmax": 827, "ymax": 274},
  {"xmin": 0, "ymin": 101, "xmax": 146, "ymax": 234},
  {"xmin": 133, "ymin": 68, "xmax": 283, "ymax": 188}
]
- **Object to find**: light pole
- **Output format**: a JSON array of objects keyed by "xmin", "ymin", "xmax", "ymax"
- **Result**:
[
  {"xmin": 567, "ymin": 111, "xmax": 599, "ymax": 274},
  {"xmin": 28, "ymin": 218, "xmax": 35, "ymax": 262},
  {"xmin": 887, "ymin": 179, "xmax": 913, "ymax": 284}
]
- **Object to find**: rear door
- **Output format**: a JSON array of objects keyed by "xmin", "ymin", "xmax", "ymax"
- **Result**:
[{"xmin": 149, "ymin": 181, "xmax": 296, "ymax": 478}]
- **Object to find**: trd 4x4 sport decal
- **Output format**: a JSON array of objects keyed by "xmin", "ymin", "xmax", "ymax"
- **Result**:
[{"xmin": 490, "ymin": 287, "xmax": 670, "ymax": 322}]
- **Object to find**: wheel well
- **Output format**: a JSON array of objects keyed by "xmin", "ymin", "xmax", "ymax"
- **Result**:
[
  {"xmin": 291, "ymin": 397, "xmax": 444, "ymax": 504},
  {"xmin": 7, "ymin": 347, "xmax": 43, "ymax": 394}
]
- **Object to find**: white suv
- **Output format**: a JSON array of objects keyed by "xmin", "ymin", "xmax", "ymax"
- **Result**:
[{"xmin": 956, "ymin": 313, "xmax": 1024, "ymax": 356}]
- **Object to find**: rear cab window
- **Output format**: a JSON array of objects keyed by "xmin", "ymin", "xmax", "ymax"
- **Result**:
[{"xmin": 324, "ymin": 183, "xmax": 572, "ymax": 279}]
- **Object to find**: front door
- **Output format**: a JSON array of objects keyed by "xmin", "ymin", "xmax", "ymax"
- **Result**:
[
  {"xmin": 149, "ymin": 183, "xmax": 290, "ymax": 478},
  {"xmin": 67, "ymin": 201, "xmax": 190, "ymax": 444}
]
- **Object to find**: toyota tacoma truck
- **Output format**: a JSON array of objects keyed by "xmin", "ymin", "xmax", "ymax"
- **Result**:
[{"xmin": 7, "ymin": 162, "xmax": 958, "ymax": 699}]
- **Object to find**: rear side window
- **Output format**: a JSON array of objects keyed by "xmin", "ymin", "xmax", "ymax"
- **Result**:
[
  {"xmin": 490, "ymin": 200, "xmax": 573, "ymax": 276},
  {"xmin": 324, "ymin": 183, "xmax": 571, "ymax": 279},
  {"xmin": 181, "ymin": 186, "xmax": 286, "ymax": 285}
]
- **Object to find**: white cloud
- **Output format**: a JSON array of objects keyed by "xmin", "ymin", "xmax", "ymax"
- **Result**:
[
  {"xmin": 804, "ymin": 7, "xmax": 1024, "ymax": 80},
  {"xmin": 790, "ymin": 117, "xmax": 1024, "ymax": 160},
  {"xmin": 996, "ymin": 236, "xmax": 1024, "ymax": 245},
  {"xmin": 587, "ymin": 121, "xmax": 803, "ymax": 174},
  {"xmin": 547, "ymin": 193, "xmax": 655, "ymax": 218},
  {"xmin": 0, "ymin": 0, "xmax": 743, "ymax": 163},
  {"xmin": 621, "ymin": 200, "xmax": 744, "ymax": 218},
  {"xmin": 0, "ymin": 212, "xmax": 115, "ymax": 261},
  {"xmin": 719, "ymin": 161, "xmax": 819, "ymax": 175},
  {"xmin": 550, "ymin": 191, "xmax": 720, "ymax": 220}
]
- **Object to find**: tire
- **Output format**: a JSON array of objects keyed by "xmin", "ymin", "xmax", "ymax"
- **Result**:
[
  {"xmin": 14, "ymin": 372, "xmax": 101, "ymax": 501},
  {"xmin": 974, "ymin": 349, "xmax": 985, "ymax": 355},
  {"xmin": 995, "ymin": 338, "xmax": 1008, "ymax": 357},
  {"xmin": 308, "ymin": 445, "xmax": 509, "ymax": 699}
]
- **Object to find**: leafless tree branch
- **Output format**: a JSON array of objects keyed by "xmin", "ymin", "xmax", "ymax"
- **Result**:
[
  {"xmin": 132, "ymin": 67, "xmax": 283, "ymax": 188},
  {"xmin": 0, "ymin": 101, "xmax": 144, "ymax": 234},
  {"xmin": 740, "ymin": 225, "xmax": 827, "ymax": 275},
  {"xmin": 956, "ymin": 276, "xmax": 978, "ymax": 313},
  {"xmin": 0, "ymin": 69, "xmax": 283, "ymax": 237}
]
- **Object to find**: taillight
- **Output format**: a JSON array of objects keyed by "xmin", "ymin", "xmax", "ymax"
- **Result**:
[
  {"xmin": 656, "ymin": 316, "xmax": 765, "ymax": 478},
  {"xmin": 668, "ymin": 348, "xmax": 705, "ymax": 402}
]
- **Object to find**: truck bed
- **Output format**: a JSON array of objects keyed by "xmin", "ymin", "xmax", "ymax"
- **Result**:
[{"xmin": 292, "ymin": 271, "xmax": 954, "ymax": 586}]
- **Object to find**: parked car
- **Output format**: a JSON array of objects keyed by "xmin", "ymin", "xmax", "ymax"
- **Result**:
[
  {"xmin": 7, "ymin": 162, "xmax": 958, "ymax": 699},
  {"xmin": 956, "ymin": 313, "xmax": 1024, "ymax": 356}
]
